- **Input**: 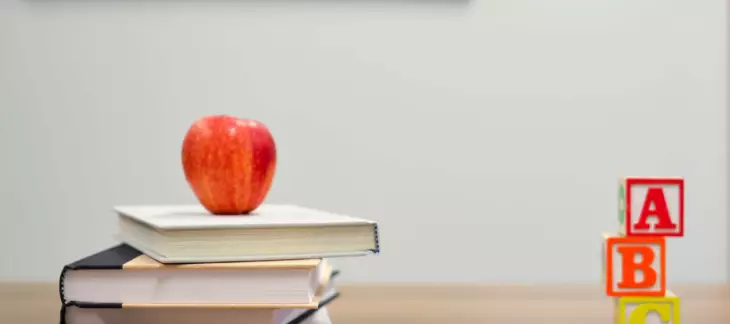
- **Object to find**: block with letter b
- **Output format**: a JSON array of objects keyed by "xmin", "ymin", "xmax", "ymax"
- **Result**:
[
  {"xmin": 605, "ymin": 236, "xmax": 666, "ymax": 297},
  {"xmin": 618, "ymin": 177, "xmax": 684, "ymax": 237},
  {"xmin": 601, "ymin": 232, "xmax": 615, "ymax": 283},
  {"xmin": 614, "ymin": 290, "xmax": 680, "ymax": 324}
]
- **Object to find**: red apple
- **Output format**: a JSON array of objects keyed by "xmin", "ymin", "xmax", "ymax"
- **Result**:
[{"xmin": 181, "ymin": 115, "xmax": 277, "ymax": 215}]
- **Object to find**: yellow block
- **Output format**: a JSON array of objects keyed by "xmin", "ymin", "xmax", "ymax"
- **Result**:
[{"xmin": 614, "ymin": 290, "xmax": 680, "ymax": 324}]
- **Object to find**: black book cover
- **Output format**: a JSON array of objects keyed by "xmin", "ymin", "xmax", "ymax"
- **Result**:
[
  {"xmin": 60, "ymin": 270, "xmax": 342, "ymax": 324},
  {"xmin": 60, "ymin": 291, "xmax": 341, "ymax": 324},
  {"xmin": 59, "ymin": 244, "xmax": 145, "ymax": 306},
  {"xmin": 285, "ymin": 291, "xmax": 341, "ymax": 324},
  {"xmin": 59, "ymin": 245, "xmax": 342, "ymax": 323}
]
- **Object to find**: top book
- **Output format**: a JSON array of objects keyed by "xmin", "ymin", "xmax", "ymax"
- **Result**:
[{"xmin": 114, "ymin": 204, "xmax": 380, "ymax": 263}]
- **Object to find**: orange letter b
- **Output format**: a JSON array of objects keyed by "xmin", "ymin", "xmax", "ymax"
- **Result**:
[
  {"xmin": 617, "ymin": 246, "xmax": 656, "ymax": 289},
  {"xmin": 605, "ymin": 236, "xmax": 665, "ymax": 297}
]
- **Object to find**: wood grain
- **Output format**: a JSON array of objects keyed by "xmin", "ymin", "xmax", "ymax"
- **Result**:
[{"xmin": 1, "ymin": 283, "xmax": 728, "ymax": 323}]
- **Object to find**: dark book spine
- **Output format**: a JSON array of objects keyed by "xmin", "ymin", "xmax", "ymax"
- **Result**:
[
  {"xmin": 58, "ymin": 244, "xmax": 143, "ymax": 306},
  {"xmin": 59, "ymin": 302, "xmax": 123, "ymax": 324},
  {"xmin": 59, "ymin": 266, "xmax": 70, "ymax": 304},
  {"xmin": 59, "ymin": 303, "xmax": 66, "ymax": 324},
  {"xmin": 372, "ymin": 223, "xmax": 380, "ymax": 253}
]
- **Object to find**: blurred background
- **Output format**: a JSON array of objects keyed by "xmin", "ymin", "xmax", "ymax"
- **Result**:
[{"xmin": 0, "ymin": 0, "xmax": 726, "ymax": 284}]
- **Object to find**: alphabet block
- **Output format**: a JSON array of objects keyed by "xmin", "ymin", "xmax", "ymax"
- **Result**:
[
  {"xmin": 614, "ymin": 290, "xmax": 680, "ymax": 324},
  {"xmin": 618, "ymin": 177, "xmax": 684, "ymax": 237},
  {"xmin": 605, "ymin": 236, "xmax": 666, "ymax": 297},
  {"xmin": 601, "ymin": 232, "xmax": 619, "ymax": 283}
]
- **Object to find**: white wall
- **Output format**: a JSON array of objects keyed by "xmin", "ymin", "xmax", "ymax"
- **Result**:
[{"xmin": 0, "ymin": 0, "xmax": 726, "ymax": 283}]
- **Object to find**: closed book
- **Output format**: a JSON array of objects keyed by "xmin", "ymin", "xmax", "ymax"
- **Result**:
[
  {"xmin": 61, "ymin": 288, "xmax": 340, "ymax": 324},
  {"xmin": 59, "ymin": 244, "xmax": 334, "ymax": 307},
  {"xmin": 114, "ymin": 204, "xmax": 380, "ymax": 263}
]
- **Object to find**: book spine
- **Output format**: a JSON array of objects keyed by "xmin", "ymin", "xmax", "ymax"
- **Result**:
[
  {"xmin": 59, "ymin": 302, "xmax": 124, "ymax": 324},
  {"xmin": 58, "ymin": 266, "xmax": 70, "ymax": 305},
  {"xmin": 372, "ymin": 223, "xmax": 380, "ymax": 254},
  {"xmin": 59, "ymin": 303, "xmax": 66, "ymax": 324}
]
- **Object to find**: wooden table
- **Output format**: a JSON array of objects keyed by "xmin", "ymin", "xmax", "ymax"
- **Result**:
[{"xmin": 1, "ymin": 283, "xmax": 728, "ymax": 323}]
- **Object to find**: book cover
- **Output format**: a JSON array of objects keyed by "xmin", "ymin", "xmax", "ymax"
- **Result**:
[
  {"xmin": 60, "ymin": 244, "xmax": 331, "ymax": 307},
  {"xmin": 114, "ymin": 204, "xmax": 380, "ymax": 263}
]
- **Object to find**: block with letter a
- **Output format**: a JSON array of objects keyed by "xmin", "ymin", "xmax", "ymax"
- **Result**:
[
  {"xmin": 614, "ymin": 290, "xmax": 681, "ymax": 324},
  {"xmin": 618, "ymin": 177, "xmax": 684, "ymax": 237},
  {"xmin": 605, "ymin": 235, "xmax": 666, "ymax": 297}
]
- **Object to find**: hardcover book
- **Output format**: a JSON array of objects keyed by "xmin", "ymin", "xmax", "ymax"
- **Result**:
[
  {"xmin": 113, "ymin": 204, "xmax": 380, "ymax": 263},
  {"xmin": 61, "ymin": 292, "xmax": 340, "ymax": 324},
  {"xmin": 60, "ymin": 244, "xmax": 334, "ymax": 307}
]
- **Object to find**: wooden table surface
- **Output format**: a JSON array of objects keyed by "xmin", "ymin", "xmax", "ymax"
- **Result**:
[{"xmin": 1, "ymin": 283, "xmax": 728, "ymax": 323}]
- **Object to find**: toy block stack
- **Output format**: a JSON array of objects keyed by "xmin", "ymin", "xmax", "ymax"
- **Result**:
[{"xmin": 603, "ymin": 177, "xmax": 684, "ymax": 324}]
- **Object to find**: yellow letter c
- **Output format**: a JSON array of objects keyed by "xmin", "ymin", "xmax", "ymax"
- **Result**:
[{"xmin": 628, "ymin": 303, "xmax": 672, "ymax": 324}]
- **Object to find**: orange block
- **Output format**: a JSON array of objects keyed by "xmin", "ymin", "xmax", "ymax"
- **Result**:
[{"xmin": 605, "ymin": 236, "xmax": 666, "ymax": 297}]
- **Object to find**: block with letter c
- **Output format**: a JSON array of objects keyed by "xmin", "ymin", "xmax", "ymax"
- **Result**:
[{"xmin": 615, "ymin": 290, "xmax": 680, "ymax": 324}]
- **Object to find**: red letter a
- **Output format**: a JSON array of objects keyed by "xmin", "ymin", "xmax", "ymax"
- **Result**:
[{"xmin": 634, "ymin": 187, "xmax": 677, "ymax": 231}]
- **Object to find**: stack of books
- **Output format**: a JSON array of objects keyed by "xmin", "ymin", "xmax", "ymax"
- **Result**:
[
  {"xmin": 58, "ymin": 204, "xmax": 380, "ymax": 324},
  {"xmin": 601, "ymin": 176, "xmax": 684, "ymax": 324}
]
